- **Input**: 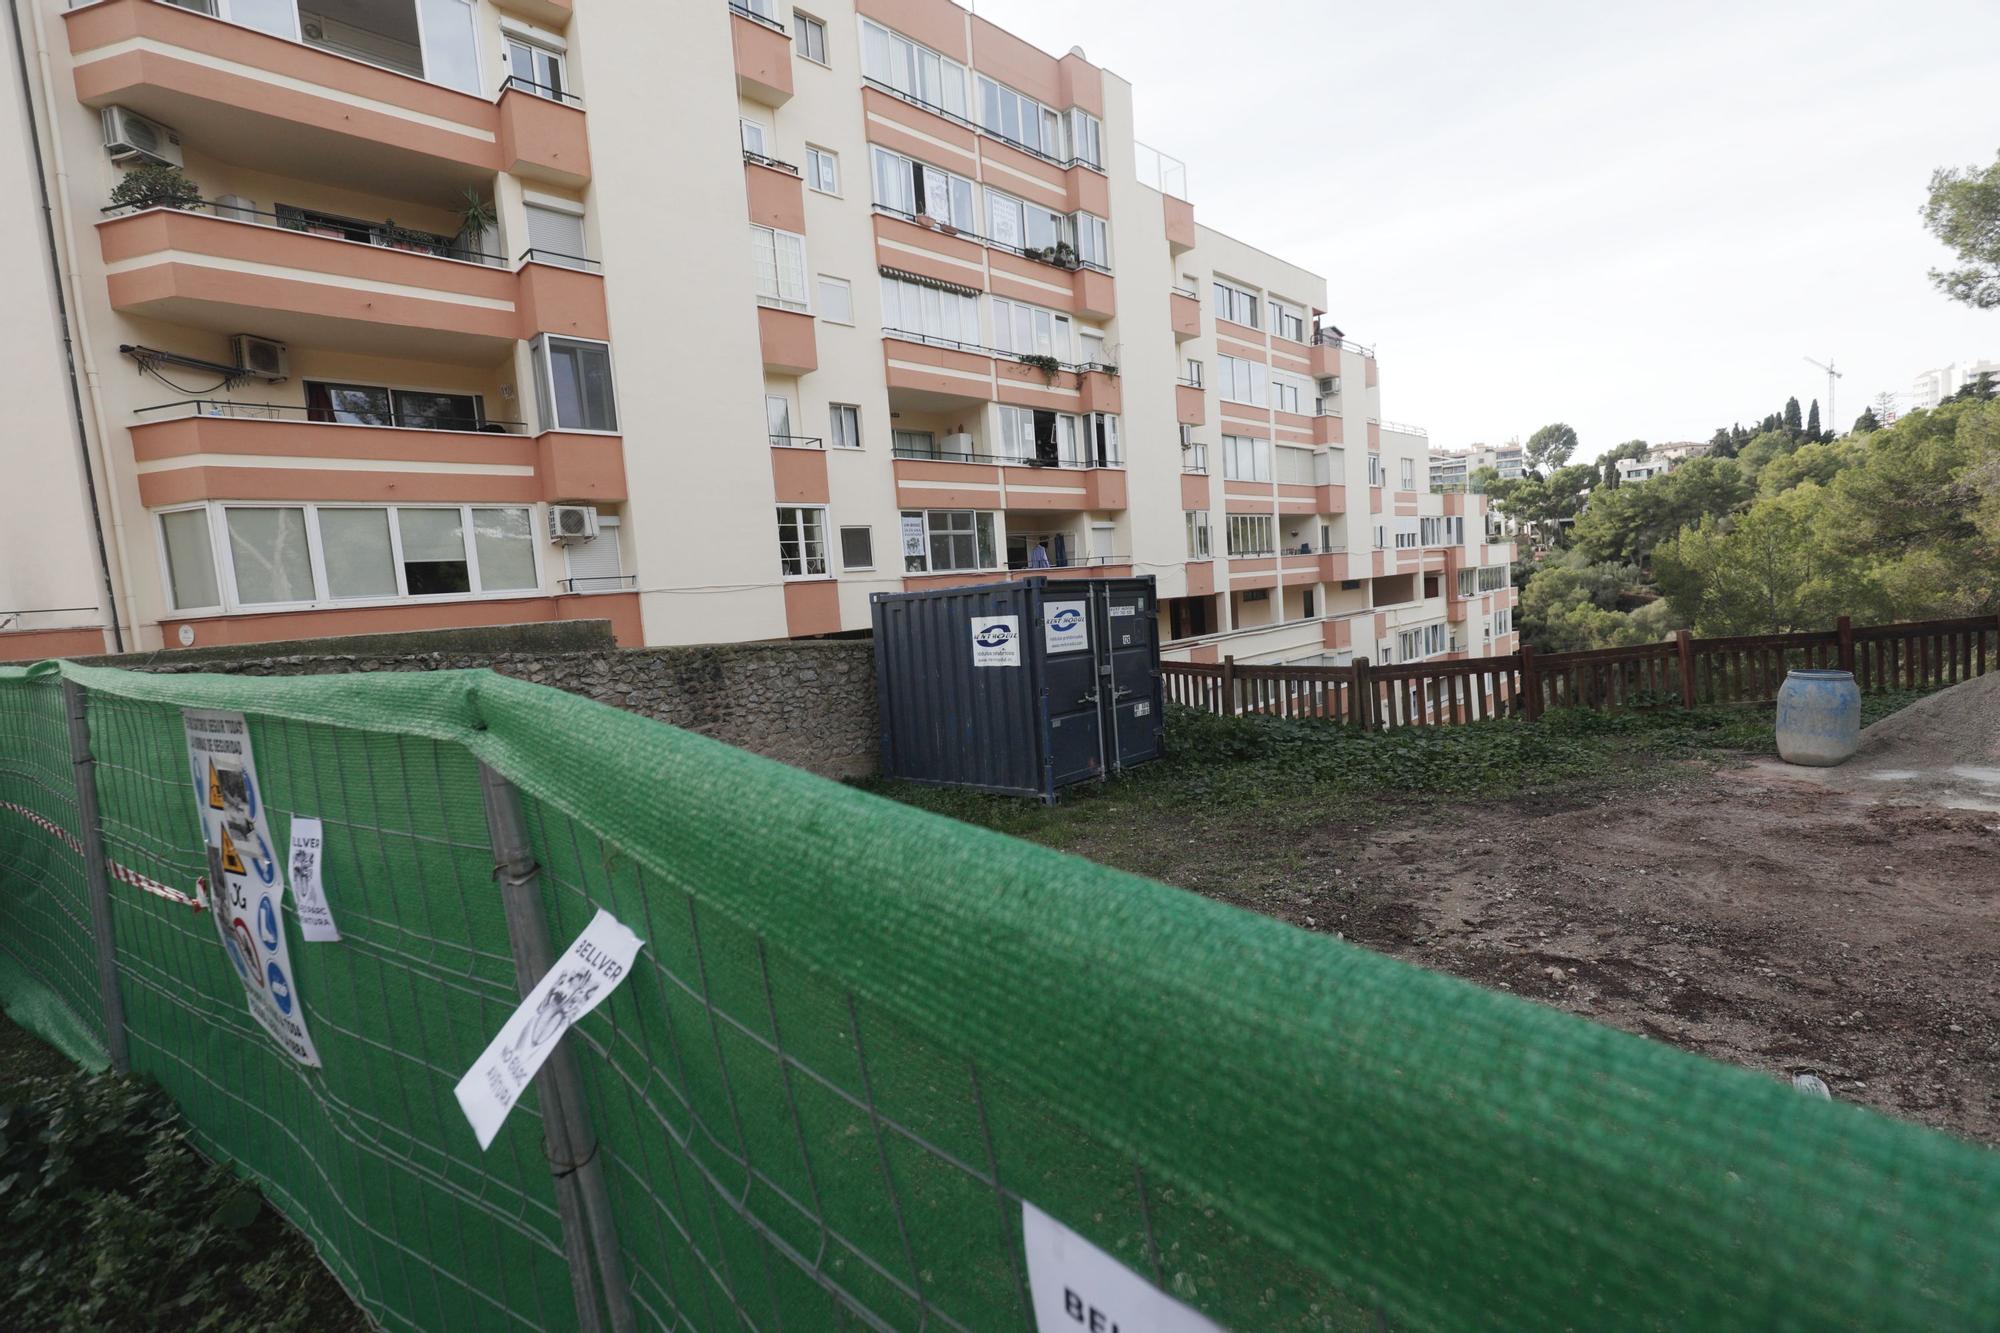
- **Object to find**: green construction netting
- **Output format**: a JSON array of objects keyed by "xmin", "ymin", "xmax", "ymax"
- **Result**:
[{"xmin": 1, "ymin": 658, "xmax": 1997, "ymax": 1331}]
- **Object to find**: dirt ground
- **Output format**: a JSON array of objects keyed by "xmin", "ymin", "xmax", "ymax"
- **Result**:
[{"xmin": 1161, "ymin": 760, "xmax": 2000, "ymax": 1145}]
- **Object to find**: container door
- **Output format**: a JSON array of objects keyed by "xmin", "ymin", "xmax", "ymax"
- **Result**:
[
  {"xmin": 1040, "ymin": 593, "xmax": 1105, "ymax": 786},
  {"xmin": 1098, "ymin": 583, "xmax": 1162, "ymax": 770}
]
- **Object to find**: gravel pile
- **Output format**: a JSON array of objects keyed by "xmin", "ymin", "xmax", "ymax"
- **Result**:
[{"xmin": 1828, "ymin": 673, "xmax": 2000, "ymax": 811}]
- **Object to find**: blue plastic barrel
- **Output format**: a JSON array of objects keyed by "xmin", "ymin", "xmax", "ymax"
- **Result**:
[{"xmin": 1775, "ymin": 669, "xmax": 1860, "ymax": 766}]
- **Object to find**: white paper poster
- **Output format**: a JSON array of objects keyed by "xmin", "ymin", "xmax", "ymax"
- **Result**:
[
  {"xmin": 183, "ymin": 709, "xmax": 320, "ymax": 1067},
  {"xmin": 454, "ymin": 909, "xmax": 644, "ymax": 1150},
  {"xmin": 286, "ymin": 816, "xmax": 339, "ymax": 942},
  {"xmin": 901, "ymin": 514, "xmax": 928, "ymax": 559},
  {"xmin": 1043, "ymin": 601, "xmax": 1089, "ymax": 654},
  {"xmin": 1022, "ymin": 1201, "xmax": 1224, "ymax": 1333},
  {"xmin": 971, "ymin": 615, "xmax": 1021, "ymax": 667}
]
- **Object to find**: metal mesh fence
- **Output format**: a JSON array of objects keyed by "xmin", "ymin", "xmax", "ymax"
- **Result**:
[{"xmin": 4, "ymin": 659, "xmax": 2000, "ymax": 1333}]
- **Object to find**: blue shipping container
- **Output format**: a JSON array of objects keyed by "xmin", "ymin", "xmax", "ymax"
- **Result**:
[{"xmin": 872, "ymin": 576, "xmax": 1165, "ymax": 801}]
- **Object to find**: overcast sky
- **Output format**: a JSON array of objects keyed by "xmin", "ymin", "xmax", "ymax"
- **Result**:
[{"xmin": 978, "ymin": 0, "xmax": 2000, "ymax": 458}]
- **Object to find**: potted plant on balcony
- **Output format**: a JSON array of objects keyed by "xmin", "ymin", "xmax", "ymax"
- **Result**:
[
  {"xmin": 1015, "ymin": 352, "xmax": 1063, "ymax": 385},
  {"xmin": 108, "ymin": 164, "xmax": 202, "ymax": 213},
  {"xmin": 454, "ymin": 189, "xmax": 499, "ymax": 263},
  {"xmin": 378, "ymin": 219, "xmax": 439, "ymax": 254}
]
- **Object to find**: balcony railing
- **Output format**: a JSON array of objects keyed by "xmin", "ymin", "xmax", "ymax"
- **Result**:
[
  {"xmin": 768, "ymin": 434, "xmax": 824, "ymax": 450},
  {"xmin": 515, "ymin": 248, "xmax": 602, "ymax": 273},
  {"xmin": 134, "ymin": 400, "xmax": 530, "ymax": 433},
  {"xmin": 872, "ymin": 205, "xmax": 1113, "ymax": 276},
  {"xmin": 560, "ymin": 575, "xmax": 638, "ymax": 594},
  {"xmin": 743, "ymin": 150, "xmax": 801, "ymax": 176},
  {"xmin": 727, "ymin": 1, "xmax": 788, "ymax": 35},
  {"xmin": 1379, "ymin": 419, "xmax": 1430, "ymax": 438},
  {"xmin": 103, "ymin": 198, "xmax": 506, "ymax": 266},
  {"xmin": 892, "ymin": 444, "xmax": 1123, "ymax": 469},
  {"xmin": 1005, "ymin": 552, "xmax": 1128, "ymax": 572},
  {"xmin": 498, "ymin": 75, "xmax": 583, "ymax": 108},
  {"xmin": 882, "ymin": 328, "xmax": 1116, "ymax": 377},
  {"xmin": 1311, "ymin": 330, "xmax": 1377, "ymax": 357},
  {"xmin": 860, "ymin": 79, "xmax": 1106, "ymax": 175}
]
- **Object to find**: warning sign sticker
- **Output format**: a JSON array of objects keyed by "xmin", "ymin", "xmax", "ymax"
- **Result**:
[
  {"xmin": 1022, "ymin": 1200, "xmax": 1222, "ymax": 1333},
  {"xmin": 184, "ymin": 709, "xmax": 320, "ymax": 1067}
]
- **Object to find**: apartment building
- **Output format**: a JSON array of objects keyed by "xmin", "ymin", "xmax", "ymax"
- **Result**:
[
  {"xmin": 1910, "ymin": 359, "xmax": 2000, "ymax": 411},
  {"xmin": 0, "ymin": 0, "xmax": 1511, "ymax": 672},
  {"xmin": 1428, "ymin": 441, "xmax": 1524, "ymax": 493},
  {"xmin": 1615, "ymin": 439, "xmax": 1708, "ymax": 485}
]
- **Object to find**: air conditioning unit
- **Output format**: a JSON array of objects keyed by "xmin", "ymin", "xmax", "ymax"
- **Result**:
[
  {"xmin": 1317, "ymin": 375, "xmax": 1342, "ymax": 397},
  {"xmin": 940, "ymin": 432, "xmax": 974, "ymax": 455},
  {"xmin": 549, "ymin": 505, "xmax": 599, "ymax": 544},
  {"xmin": 102, "ymin": 106, "xmax": 182, "ymax": 167},
  {"xmin": 229, "ymin": 335, "xmax": 288, "ymax": 381}
]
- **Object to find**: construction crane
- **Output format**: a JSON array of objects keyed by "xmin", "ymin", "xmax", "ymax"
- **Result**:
[{"xmin": 1804, "ymin": 356, "xmax": 1842, "ymax": 434}]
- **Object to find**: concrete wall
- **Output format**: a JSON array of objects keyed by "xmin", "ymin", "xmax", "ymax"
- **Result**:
[{"xmin": 93, "ymin": 623, "xmax": 880, "ymax": 780}]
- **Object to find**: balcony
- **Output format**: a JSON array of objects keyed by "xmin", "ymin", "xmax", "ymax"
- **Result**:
[
  {"xmin": 730, "ymin": 2, "xmax": 793, "ymax": 106},
  {"xmin": 891, "ymin": 446, "xmax": 1125, "ymax": 513},
  {"xmin": 1163, "ymin": 194, "xmax": 1196, "ymax": 254},
  {"xmin": 98, "ymin": 206, "xmax": 605, "ymax": 361},
  {"xmin": 126, "ymin": 401, "xmax": 626, "ymax": 507},
  {"xmin": 1176, "ymin": 382, "xmax": 1205, "ymax": 427},
  {"xmin": 66, "ymin": 0, "xmax": 590, "ymax": 198},
  {"xmin": 1170, "ymin": 289, "xmax": 1201, "ymax": 340},
  {"xmin": 759, "ymin": 305, "xmax": 818, "ymax": 375},
  {"xmin": 745, "ymin": 154, "xmax": 806, "ymax": 233}
]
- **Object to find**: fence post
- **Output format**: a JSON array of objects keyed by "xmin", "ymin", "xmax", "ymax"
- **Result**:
[
  {"xmin": 1350, "ymin": 657, "xmax": 1374, "ymax": 729},
  {"xmin": 1836, "ymin": 615, "xmax": 1854, "ymax": 676},
  {"xmin": 1675, "ymin": 630, "xmax": 1696, "ymax": 710},
  {"xmin": 1518, "ymin": 645, "xmax": 1542, "ymax": 721},
  {"xmin": 478, "ymin": 764, "xmax": 637, "ymax": 1333},
  {"xmin": 1221, "ymin": 656, "xmax": 1238, "ymax": 717},
  {"xmin": 61, "ymin": 679, "xmax": 129, "ymax": 1072}
]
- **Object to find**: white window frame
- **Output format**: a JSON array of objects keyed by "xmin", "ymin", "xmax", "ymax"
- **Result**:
[
  {"xmin": 1225, "ymin": 514, "xmax": 1275, "ymax": 557},
  {"xmin": 1184, "ymin": 510, "xmax": 1211, "ymax": 560},
  {"xmin": 167, "ymin": 499, "xmax": 544, "ymax": 615},
  {"xmin": 503, "ymin": 31, "xmax": 567, "ymax": 101},
  {"xmin": 805, "ymin": 145, "xmax": 840, "ymax": 194},
  {"xmin": 776, "ymin": 505, "xmax": 830, "ymax": 579},
  {"xmin": 829, "ymin": 402, "xmax": 861, "ymax": 449},
  {"xmin": 750, "ymin": 224, "xmax": 811, "ymax": 312},
  {"xmin": 976, "ymin": 74, "xmax": 1063, "ymax": 158},
  {"xmin": 1217, "ymin": 354, "xmax": 1269, "ymax": 407},
  {"xmin": 816, "ymin": 274, "xmax": 853, "ymax": 325},
  {"xmin": 1268, "ymin": 299, "xmax": 1307, "ymax": 343},
  {"xmin": 532, "ymin": 334, "xmax": 619, "ymax": 434},
  {"xmin": 1067, "ymin": 107, "xmax": 1103, "ymax": 168},
  {"xmin": 869, "ymin": 146, "xmax": 975, "ymax": 228},
  {"xmin": 879, "ymin": 272, "xmax": 980, "ymax": 346},
  {"xmin": 1073, "ymin": 211, "xmax": 1110, "ymax": 269},
  {"xmin": 1183, "ymin": 439, "xmax": 1208, "ymax": 474},
  {"xmin": 1222, "ymin": 434, "xmax": 1271, "ymax": 482},
  {"xmin": 990, "ymin": 296, "xmax": 1073, "ymax": 362},
  {"xmin": 156, "ymin": 503, "xmax": 223, "ymax": 613},
  {"xmin": 1367, "ymin": 453, "xmax": 1386, "ymax": 487},
  {"xmin": 901, "ymin": 509, "xmax": 998, "ymax": 573},
  {"xmin": 839, "ymin": 524, "xmax": 874, "ymax": 571},
  {"xmin": 859, "ymin": 18, "xmax": 968, "ymax": 118},
  {"xmin": 739, "ymin": 117, "xmax": 769, "ymax": 157},
  {"xmin": 794, "ymin": 11, "xmax": 828, "ymax": 65},
  {"xmin": 1400, "ymin": 457, "xmax": 1416, "ymax": 490},
  {"xmin": 1213, "ymin": 278, "xmax": 1261, "ymax": 329}
]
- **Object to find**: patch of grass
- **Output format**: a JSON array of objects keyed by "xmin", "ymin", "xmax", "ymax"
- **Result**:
[
  {"xmin": 0, "ymin": 1013, "xmax": 369, "ymax": 1333},
  {"xmin": 864, "ymin": 689, "xmax": 1944, "ymax": 842}
]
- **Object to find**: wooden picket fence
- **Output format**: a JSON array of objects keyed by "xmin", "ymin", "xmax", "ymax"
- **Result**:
[{"xmin": 1160, "ymin": 613, "xmax": 2000, "ymax": 730}]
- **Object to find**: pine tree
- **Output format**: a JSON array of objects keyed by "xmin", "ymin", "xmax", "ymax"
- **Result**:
[
  {"xmin": 1806, "ymin": 399, "xmax": 1821, "ymax": 440},
  {"xmin": 1853, "ymin": 406, "xmax": 1881, "ymax": 433},
  {"xmin": 1783, "ymin": 396, "xmax": 1803, "ymax": 436}
]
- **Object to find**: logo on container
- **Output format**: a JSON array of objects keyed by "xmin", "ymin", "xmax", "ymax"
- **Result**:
[
  {"xmin": 1049, "ymin": 608, "xmax": 1083, "ymax": 633},
  {"xmin": 975, "ymin": 622, "xmax": 1016, "ymax": 649}
]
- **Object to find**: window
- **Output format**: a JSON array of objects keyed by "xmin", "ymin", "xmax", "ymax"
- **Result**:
[
  {"xmin": 1367, "ymin": 453, "xmax": 1385, "ymax": 487},
  {"xmin": 1225, "ymin": 514, "xmax": 1275, "ymax": 556},
  {"xmin": 750, "ymin": 225, "xmax": 809, "ymax": 311},
  {"xmin": 990, "ymin": 297, "xmax": 1073, "ymax": 361},
  {"xmin": 794, "ymin": 11, "xmax": 827, "ymax": 63},
  {"xmin": 829, "ymin": 403, "xmax": 860, "ymax": 449},
  {"xmin": 1216, "ymin": 354, "xmax": 1269, "ymax": 406},
  {"xmin": 1268, "ymin": 299, "xmax": 1307, "ymax": 343},
  {"xmin": 504, "ymin": 35, "xmax": 566, "ymax": 99},
  {"xmin": 1491, "ymin": 607, "xmax": 1514, "ymax": 637},
  {"xmin": 1080, "ymin": 331, "xmax": 1105, "ymax": 366},
  {"xmin": 739, "ymin": 117, "xmax": 768, "ymax": 157},
  {"xmin": 187, "ymin": 502, "xmax": 537, "ymax": 610},
  {"xmin": 1480, "ymin": 565, "xmax": 1507, "ymax": 592},
  {"xmin": 776, "ymin": 506, "xmax": 829, "ymax": 578},
  {"xmin": 1184, "ymin": 510, "xmax": 1211, "ymax": 559},
  {"xmin": 1087, "ymin": 412, "xmax": 1120, "ymax": 467},
  {"xmin": 878, "ymin": 273, "xmax": 980, "ymax": 345},
  {"xmin": 1374, "ymin": 524, "xmax": 1387, "ymax": 549},
  {"xmin": 1394, "ymin": 522, "xmax": 1420, "ymax": 550},
  {"xmin": 532, "ymin": 336, "xmax": 618, "ymax": 432},
  {"xmin": 976, "ymin": 75, "xmax": 1061, "ymax": 156},
  {"xmin": 902, "ymin": 510, "xmax": 997, "ymax": 573},
  {"xmin": 305, "ymin": 381, "xmax": 485, "ymax": 431},
  {"xmin": 1183, "ymin": 359, "xmax": 1204, "ymax": 388},
  {"xmin": 765, "ymin": 394, "xmax": 794, "ymax": 446},
  {"xmin": 893, "ymin": 429, "xmax": 937, "ymax": 458},
  {"xmin": 1184, "ymin": 439, "xmax": 1208, "ymax": 474},
  {"xmin": 860, "ymin": 19, "xmax": 968, "ymax": 117},
  {"xmin": 1302, "ymin": 589, "xmax": 1316, "ymax": 619},
  {"xmin": 1272, "ymin": 374, "xmax": 1305, "ymax": 415},
  {"xmin": 1395, "ymin": 624, "xmax": 1447, "ymax": 662},
  {"xmin": 984, "ymin": 188, "xmax": 1070, "ymax": 256},
  {"xmin": 523, "ymin": 202, "xmax": 587, "ymax": 269},
  {"xmin": 1067, "ymin": 108, "xmax": 1103, "ymax": 168},
  {"xmin": 817, "ymin": 275, "xmax": 853, "ymax": 325},
  {"xmin": 806, "ymin": 146, "xmax": 840, "ymax": 194},
  {"xmin": 742, "ymin": 0, "xmax": 777, "ymax": 16},
  {"xmin": 840, "ymin": 525, "xmax": 873, "ymax": 570},
  {"xmin": 1421, "ymin": 516, "xmax": 1443, "ymax": 546},
  {"xmin": 996, "ymin": 404, "xmax": 1080, "ymax": 466},
  {"xmin": 565, "ymin": 513, "xmax": 624, "ymax": 592},
  {"xmin": 869, "ymin": 147, "xmax": 975, "ymax": 227},
  {"xmin": 1222, "ymin": 434, "xmax": 1271, "ymax": 481},
  {"xmin": 1073, "ymin": 212, "xmax": 1109, "ymax": 269},
  {"xmin": 1212, "ymin": 279, "xmax": 1261, "ymax": 328},
  {"xmin": 159, "ymin": 508, "xmax": 219, "ymax": 611},
  {"xmin": 1275, "ymin": 446, "xmax": 1316, "ymax": 485},
  {"xmin": 1400, "ymin": 457, "xmax": 1416, "ymax": 490}
]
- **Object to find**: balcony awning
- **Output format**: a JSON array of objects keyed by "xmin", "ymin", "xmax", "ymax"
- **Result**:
[{"xmin": 878, "ymin": 266, "xmax": 981, "ymax": 299}]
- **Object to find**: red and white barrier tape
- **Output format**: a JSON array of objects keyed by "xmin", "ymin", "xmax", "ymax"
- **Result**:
[{"xmin": 2, "ymin": 799, "xmax": 208, "ymax": 911}]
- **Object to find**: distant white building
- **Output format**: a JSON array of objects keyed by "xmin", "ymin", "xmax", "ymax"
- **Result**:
[
  {"xmin": 1616, "ymin": 441, "xmax": 1708, "ymax": 485},
  {"xmin": 1429, "ymin": 442, "xmax": 1525, "ymax": 492},
  {"xmin": 1911, "ymin": 360, "xmax": 2000, "ymax": 411}
]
